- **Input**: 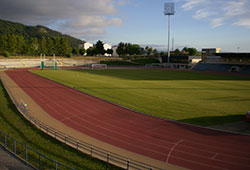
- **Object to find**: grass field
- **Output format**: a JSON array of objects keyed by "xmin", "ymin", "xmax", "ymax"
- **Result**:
[
  {"xmin": 31, "ymin": 69, "xmax": 250, "ymax": 126},
  {"xmin": 0, "ymin": 81, "xmax": 121, "ymax": 170}
]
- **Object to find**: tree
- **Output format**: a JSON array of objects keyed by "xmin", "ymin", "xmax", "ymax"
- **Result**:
[
  {"xmin": 16, "ymin": 35, "xmax": 25, "ymax": 54},
  {"xmin": 106, "ymin": 49, "xmax": 113, "ymax": 56},
  {"xmin": 3, "ymin": 51, "xmax": 10, "ymax": 57},
  {"xmin": 182, "ymin": 47, "xmax": 188, "ymax": 52},
  {"xmin": 174, "ymin": 48, "xmax": 180, "ymax": 56},
  {"xmin": 117, "ymin": 42, "xmax": 144, "ymax": 56},
  {"xmin": 145, "ymin": 46, "xmax": 153, "ymax": 56},
  {"xmin": 139, "ymin": 48, "xmax": 145, "ymax": 55},
  {"xmin": 39, "ymin": 37, "xmax": 47, "ymax": 54},
  {"xmin": 187, "ymin": 48, "xmax": 197, "ymax": 56},
  {"xmin": 79, "ymin": 48, "xmax": 86, "ymax": 56},
  {"xmin": 58, "ymin": 37, "xmax": 71, "ymax": 55},
  {"xmin": 7, "ymin": 34, "xmax": 17, "ymax": 53},
  {"xmin": 132, "ymin": 44, "xmax": 141, "ymax": 55},
  {"xmin": 95, "ymin": 40, "xmax": 105, "ymax": 55},
  {"xmin": 22, "ymin": 42, "xmax": 31, "ymax": 55},
  {"xmin": 53, "ymin": 37, "xmax": 61, "ymax": 55},
  {"xmin": 72, "ymin": 48, "xmax": 79, "ymax": 55},
  {"xmin": 153, "ymin": 49, "xmax": 158, "ymax": 57},
  {"xmin": 30, "ymin": 37, "xmax": 39, "ymax": 55},
  {"xmin": 87, "ymin": 47, "xmax": 97, "ymax": 56},
  {"xmin": 116, "ymin": 42, "xmax": 125, "ymax": 56},
  {"xmin": 181, "ymin": 47, "xmax": 197, "ymax": 56},
  {"xmin": 0, "ymin": 34, "xmax": 8, "ymax": 53},
  {"xmin": 46, "ymin": 37, "xmax": 55, "ymax": 55}
]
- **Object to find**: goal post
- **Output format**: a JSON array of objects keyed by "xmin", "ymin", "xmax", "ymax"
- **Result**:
[
  {"xmin": 41, "ymin": 54, "xmax": 57, "ymax": 70},
  {"xmin": 91, "ymin": 64, "xmax": 107, "ymax": 69}
]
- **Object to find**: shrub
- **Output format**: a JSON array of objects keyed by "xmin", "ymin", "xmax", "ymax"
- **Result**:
[
  {"xmin": 3, "ymin": 51, "xmax": 10, "ymax": 58},
  {"xmin": 67, "ymin": 53, "xmax": 73, "ymax": 58}
]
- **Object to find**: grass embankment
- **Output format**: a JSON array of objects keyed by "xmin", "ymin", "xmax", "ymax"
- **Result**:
[
  {"xmin": 31, "ymin": 69, "xmax": 250, "ymax": 126},
  {"xmin": 0, "ymin": 81, "xmax": 121, "ymax": 170}
]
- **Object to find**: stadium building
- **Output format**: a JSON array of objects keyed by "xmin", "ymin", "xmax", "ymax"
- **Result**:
[{"xmin": 193, "ymin": 48, "xmax": 250, "ymax": 73}]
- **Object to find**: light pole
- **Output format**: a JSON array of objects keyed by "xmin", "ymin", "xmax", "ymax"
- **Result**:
[{"xmin": 164, "ymin": 3, "xmax": 175, "ymax": 63}]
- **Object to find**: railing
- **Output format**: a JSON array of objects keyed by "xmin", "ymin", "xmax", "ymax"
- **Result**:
[
  {"xmin": 1, "ymin": 76, "xmax": 165, "ymax": 170},
  {"xmin": 0, "ymin": 129, "xmax": 75, "ymax": 170}
]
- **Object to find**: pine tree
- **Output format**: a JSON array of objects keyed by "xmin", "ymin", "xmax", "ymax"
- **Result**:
[
  {"xmin": 47, "ymin": 37, "xmax": 55, "ymax": 55},
  {"xmin": 0, "ymin": 34, "xmax": 8, "ymax": 53},
  {"xmin": 30, "ymin": 37, "xmax": 39, "ymax": 55},
  {"xmin": 16, "ymin": 35, "xmax": 25, "ymax": 54},
  {"xmin": 58, "ymin": 37, "xmax": 71, "ymax": 55},
  {"xmin": 39, "ymin": 37, "xmax": 47, "ymax": 55},
  {"xmin": 7, "ymin": 34, "xmax": 17, "ymax": 53}
]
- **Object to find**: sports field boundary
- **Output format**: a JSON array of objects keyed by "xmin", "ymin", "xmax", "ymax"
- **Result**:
[
  {"xmin": 1, "ymin": 70, "xmax": 183, "ymax": 170},
  {"xmin": 4, "ymin": 68, "xmax": 250, "ymax": 170},
  {"xmin": 29, "ymin": 69, "xmax": 250, "ymax": 137}
]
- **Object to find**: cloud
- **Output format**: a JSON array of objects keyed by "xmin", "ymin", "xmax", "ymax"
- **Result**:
[
  {"xmin": 223, "ymin": 0, "xmax": 247, "ymax": 17},
  {"xmin": 211, "ymin": 18, "xmax": 224, "ymax": 28},
  {"xmin": 192, "ymin": 9, "xmax": 217, "ymax": 19},
  {"xmin": 181, "ymin": 0, "xmax": 250, "ymax": 29},
  {"xmin": 234, "ymin": 19, "xmax": 250, "ymax": 29},
  {"xmin": 181, "ymin": 0, "xmax": 205, "ymax": 11},
  {"xmin": 0, "ymin": 0, "xmax": 122, "ymax": 41},
  {"xmin": 117, "ymin": 0, "xmax": 131, "ymax": 6}
]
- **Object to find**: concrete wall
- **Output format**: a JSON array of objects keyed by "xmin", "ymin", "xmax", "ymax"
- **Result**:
[{"xmin": 0, "ymin": 59, "xmax": 99, "ymax": 69}]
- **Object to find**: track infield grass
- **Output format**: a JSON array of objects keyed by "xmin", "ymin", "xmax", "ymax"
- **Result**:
[{"xmin": 31, "ymin": 69, "xmax": 250, "ymax": 126}]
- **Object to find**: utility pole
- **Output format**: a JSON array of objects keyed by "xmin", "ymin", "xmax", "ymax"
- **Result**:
[{"xmin": 164, "ymin": 3, "xmax": 175, "ymax": 63}]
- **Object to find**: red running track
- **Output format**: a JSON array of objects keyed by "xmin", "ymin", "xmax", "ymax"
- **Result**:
[{"xmin": 5, "ymin": 69, "xmax": 250, "ymax": 170}]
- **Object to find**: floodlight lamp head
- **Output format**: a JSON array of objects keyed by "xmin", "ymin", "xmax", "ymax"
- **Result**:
[{"xmin": 164, "ymin": 2, "xmax": 175, "ymax": 15}]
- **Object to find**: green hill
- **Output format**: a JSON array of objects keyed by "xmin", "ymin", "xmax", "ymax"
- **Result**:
[{"xmin": 0, "ymin": 19, "xmax": 84, "ymax": 48}]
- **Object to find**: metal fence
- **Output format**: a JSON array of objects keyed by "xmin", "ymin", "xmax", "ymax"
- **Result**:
[
  {"xmin": 1, "ymin": 76, "xmax": 165, "ymax": 170},
  {"xmin": 0, "ymin": 129, "xmax": 75, "ymax": 170}
]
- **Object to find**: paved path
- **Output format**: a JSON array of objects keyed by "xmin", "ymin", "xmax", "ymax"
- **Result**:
[
  {"xmin": 3, "ymin": 69, "xmax": 250, "ymax": 170},
  {"xmin": 0, "ymin": 146, "xmax": 34, "ymax": 170}
]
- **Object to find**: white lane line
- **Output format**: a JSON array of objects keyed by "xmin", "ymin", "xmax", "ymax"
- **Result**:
[
  {"xmin": 166, "ymin": 139, "xmax": 183, "ymax": 163},
  {"xmin": 212, "ymin": 153, "xmax": 218, "ymax": 160}
]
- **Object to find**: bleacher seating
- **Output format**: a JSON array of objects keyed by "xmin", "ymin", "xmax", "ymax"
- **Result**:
[
  {"xmin": 193, "ymin": 63, "xmax": 250, "ymax": 74},
  {"xmin": 193, "ymin": 63, "xmax": 232, "ymax": 72},
  {"xmin": 241, "ymin": 66, "xmax": 250, "ymax": 74}
]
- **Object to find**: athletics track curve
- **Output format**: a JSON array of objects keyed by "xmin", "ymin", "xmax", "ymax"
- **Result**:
[{"xmin": 5, "ymin": 69, "xmax": 250, "ymax": 170}]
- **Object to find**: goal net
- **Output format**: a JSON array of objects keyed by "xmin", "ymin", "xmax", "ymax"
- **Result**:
[
  {"xmin": 91, "ymin": 64, "xmax": 107, "ymax": 69},
  {"xmin": 41, "ymin": 59, "xmax": 57, "ymax": 70}
]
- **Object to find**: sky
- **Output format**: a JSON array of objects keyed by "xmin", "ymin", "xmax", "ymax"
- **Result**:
[{"xmin": 0, "ymin": 0, "xmax": 250, "ymax": 52}]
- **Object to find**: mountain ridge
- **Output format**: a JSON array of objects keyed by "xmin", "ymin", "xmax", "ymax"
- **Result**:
[{"xmin": 0, "ymin": 19, "xmax": 84, "ymax": 48}]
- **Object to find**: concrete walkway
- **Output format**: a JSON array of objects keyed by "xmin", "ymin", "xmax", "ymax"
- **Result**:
[{"xmin": 0, "ymin": 145, "xmax": 34, "ymax": 170}]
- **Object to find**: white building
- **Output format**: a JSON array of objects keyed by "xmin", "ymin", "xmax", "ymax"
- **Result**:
[
  {"xmin": 83, "ymin": 42, "xmax": 93, "ymax": 51},
  {"xmin": 112, "ymin": 45, "xmax": 119, "ymax": 57},
  {"xmin": 103, "ymin": 43, "xmax": 112, "ymax": 56},
  {"xmin": 79, "ymin": 42, "xmax": 94, "ymax": 56}
]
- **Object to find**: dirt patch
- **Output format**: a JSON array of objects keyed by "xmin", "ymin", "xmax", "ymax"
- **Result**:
[{"xmin": 209, "ymin": 120, "xmax": 250, "ymax": 135}]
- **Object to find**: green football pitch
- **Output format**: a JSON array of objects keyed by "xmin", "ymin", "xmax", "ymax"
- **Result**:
[{"xmin": 31, "ymin": 69, "xmax": 250, "ymax": 126}]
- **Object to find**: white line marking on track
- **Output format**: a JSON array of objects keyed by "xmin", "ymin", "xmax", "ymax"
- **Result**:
[
  {"xmin": 166, "ymin": 139, "xmax": 183, "ymax": 163},
  {"xmin": 211, "ymin": 153, "xmax": 218, "ymax": 160}
]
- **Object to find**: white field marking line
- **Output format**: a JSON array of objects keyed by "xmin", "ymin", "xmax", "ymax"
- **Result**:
[
  {"xmin": 14, "ymin": 71, "xmax": 249, "ymax": 168},
  {"xmin": 166, "ymin": 139, "xmax": 183, "ymax": 163},
  {"xmin": 24, "ymin": 71, "xmax": 250, "ymax": 160},
  {"xmin": 27, "ymin": 75, "xmax": 250, "ymax": 162},
  {"xmin": 212, "ymin": 153, "xmax": 218, "ymax": 160},
  {"xmin": 170, "ymin": 155, "xmax": 228, "ymax": 170}
]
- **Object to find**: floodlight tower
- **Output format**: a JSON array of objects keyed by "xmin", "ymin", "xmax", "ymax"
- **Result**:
[{"xmin": 164, "ymin": 2, "xmax": 175, "ymax": 63}]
